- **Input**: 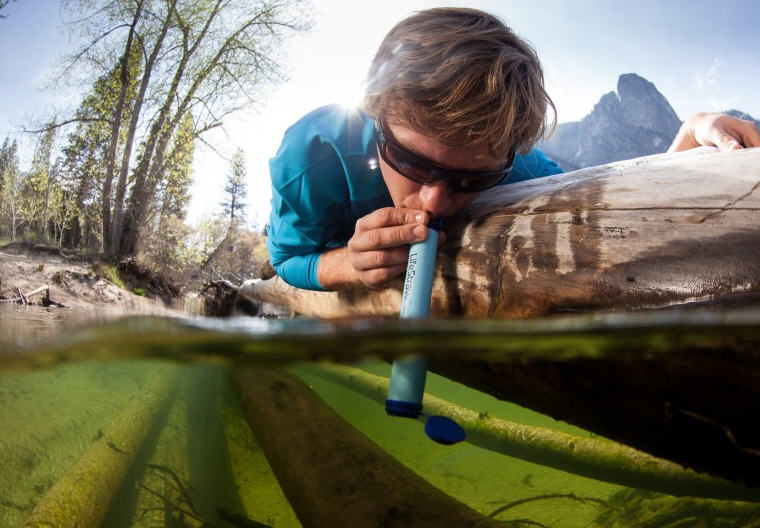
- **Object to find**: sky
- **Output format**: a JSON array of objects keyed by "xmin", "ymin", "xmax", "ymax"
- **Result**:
[{"xmin": 1, "ymin": 0, "xmax": 759, "ymax": 227}]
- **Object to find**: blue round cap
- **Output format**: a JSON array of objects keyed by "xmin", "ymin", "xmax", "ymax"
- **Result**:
[{"xmin": 424, "ymin": 416, "xmax": 466, "ymax": 445}]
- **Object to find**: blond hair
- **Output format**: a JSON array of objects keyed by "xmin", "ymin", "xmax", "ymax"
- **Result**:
[{"xmin": 363, "ymin": 7, "xmax": 555, "ymax": 158}]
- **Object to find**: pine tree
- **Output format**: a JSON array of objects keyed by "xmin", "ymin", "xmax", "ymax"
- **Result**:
[
  {"xmin": 159, "ymin": 113, "xmax": 195, "ymax": 223},
  {"xmin": 141, "ymin": 112, "xmax": 196, "ymax": 273},
  {"xmin": 58, "ymin": 56, "xmax": 138, "ymax": 249},
  {"xmin": 220, "ymin": 148, "xmax": 248, "ymax": 224}
]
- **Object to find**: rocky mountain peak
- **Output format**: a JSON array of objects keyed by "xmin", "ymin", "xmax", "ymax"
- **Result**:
[
  {"xmin": 616, "ymin": 73, "xmax": 681, "ymax": 137},
  {"xmin": 539, "ymin": 74, "xmax": 683, "ymax": 170}
]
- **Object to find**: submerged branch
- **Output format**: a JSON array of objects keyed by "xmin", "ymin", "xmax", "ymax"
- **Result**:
[{"xmin": 300, "ymin": 363, "xmax": 760, "ymax": 502}]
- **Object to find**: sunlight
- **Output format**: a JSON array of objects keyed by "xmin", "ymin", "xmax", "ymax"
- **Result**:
[{"xmin": 336, "ymin": 80, "xmax": 366, "ymax": 111}]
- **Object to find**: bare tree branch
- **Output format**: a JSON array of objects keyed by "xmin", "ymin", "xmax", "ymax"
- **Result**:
[
  {"xmin": 58, "ymin": 23, "xmax": 132, "ymax": 81},
  {"xmin": 196, "ymin": 132, "xmax": 231, "ymax": 163},
  {"xmin": 0, "ymin": 0, "xmax": 16, "ymax": 19},
  {"xmin": 23, "ymin": 117, "xmax": 112, "ymax": 134}
]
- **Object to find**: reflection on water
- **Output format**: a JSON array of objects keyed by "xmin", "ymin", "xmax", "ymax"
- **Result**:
[
  {"xmin": 0, "ymin": 304, "xmax": 98, "ymax": 344},
  {"xmin": 1, "ymin": 305, "xmax": 759, "ymax": 527}
]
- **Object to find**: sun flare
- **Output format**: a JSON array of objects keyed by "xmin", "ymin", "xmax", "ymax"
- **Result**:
[{"xmin": 337, "ymin": 81, "xmax": 365, "ymax": 110}]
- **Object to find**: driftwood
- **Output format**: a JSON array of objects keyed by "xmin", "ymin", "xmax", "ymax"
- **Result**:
[
  {"xmin": 24, "ymin": 285, "xmax": 50, "ymax": 298},
  {"xmin": 238, "ymin": 148, "xmax": 760, "ymax": 486},
  {"xmin": 231, "ymin": 368, "xmax": 507, "ymax": 528},
  {"xmin": 240, "ymin": 147, "xmax": 760, "ymax": 317},
  {"xmin": 301, "ymin": 363, "xmax": 760, "ymax": 502},
  {"xmin": 0, "ymin": 285, "xmax": 67, "ymax": 308}
]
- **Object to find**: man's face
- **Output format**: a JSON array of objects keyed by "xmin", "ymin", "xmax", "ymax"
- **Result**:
[{"xmin": 377, "ymin": 121, "xmax": 505, "ymax": 217}]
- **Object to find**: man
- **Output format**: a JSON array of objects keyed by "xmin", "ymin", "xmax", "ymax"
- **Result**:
[{"xmin": 267, "ymin": 8, "xmax": 760, "ymax": 292}]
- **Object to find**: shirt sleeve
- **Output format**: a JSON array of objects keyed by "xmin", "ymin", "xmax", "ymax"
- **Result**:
[
  {"xmin": 267, "ymin": 132, "xmax": 350, "ymax": 292},
  {"xmin": 508, "ymin": 148, "xmax": 564, "ymax": 184}
]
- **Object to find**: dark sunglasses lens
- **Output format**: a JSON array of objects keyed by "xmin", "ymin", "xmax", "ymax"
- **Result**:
[
  {"xmin": 383, "ymin": 143, "xmax": 437, "ymax": 184},
  {"xmin": 448, "ymin": 171, "xmax": 508, "ymax": 192}
]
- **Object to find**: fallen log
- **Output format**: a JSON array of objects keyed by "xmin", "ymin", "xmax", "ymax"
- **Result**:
[
  {"xmin": 22, "ymin": 367, "xmax": 180, "ymax": 528},
  {"xmin": 230, "ymin": 367, "xmax": 507, "ymax": 528},
  {"xmin": 427, "ymin": 331, "xmax": 760, "ymax": 488},
  {"xmin": 238, "ymin": 148, "xmax": 760, "ymax": 486},
  {"xmin": 240, "ymin": 148, "xmax": 760, "ymax": 318},
  {"xmin": 300, "ymin": 363, "xmax": 760, "ymax": 502},
  {"xmin": 24, "ymin": 285, "xmax": 50, "ymax": 299}
]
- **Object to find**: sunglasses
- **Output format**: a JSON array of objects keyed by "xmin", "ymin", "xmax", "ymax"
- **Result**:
[{"xmin": 374, "ymin": 121, "xmax": 514, "ymax": 193}]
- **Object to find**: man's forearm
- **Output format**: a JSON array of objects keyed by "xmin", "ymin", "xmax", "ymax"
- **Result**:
[{"xmin": 317, "ymin": 246, "xmax": 362, "ymax": 290}]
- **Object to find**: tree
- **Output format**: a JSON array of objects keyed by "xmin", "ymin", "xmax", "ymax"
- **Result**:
[
  {"xmin": 140, "ymin": 112, "xmax": 196, "ymax": 272},
  {"xmin": 0, "ymin": 137, "xmax": 16, "ymax": 208},
  {"xmin": 116, "ymin": 0, "xmax": 311, "ymax": 257},
  {"xmin": 110, "ymin": 0, "xmax": 176, "ymax": 254},
  {"xmin": 159, "ymin": 112, "xmax": 195, "ymax": 223},
  {"xmin": 101, "ymin": 0, "xmax": 145, "ymax": 255},
  {"xmin": 16, "ymin": 125, "xmax": 57, "ymax": 240},
  {"xmin": 0, "ymin": 137, "xmax": 20, "ymax": 240},
  {"xmin": 220, "ymin": 148, "xmax": 248, "ymax": 224},
  {"xmin": 18, "ymin": 0, "xmax": 310, "ymax": 260},
  {"xmin": 57, "ymin": 57, "xmax": 138, "ymax": 249}
]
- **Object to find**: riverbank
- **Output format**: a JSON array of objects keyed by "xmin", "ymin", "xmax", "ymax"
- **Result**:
[{"xmin": 0, "ymin": 243, "xmax": 183, "ymax": 316}]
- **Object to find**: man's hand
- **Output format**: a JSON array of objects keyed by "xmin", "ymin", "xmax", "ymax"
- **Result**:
[
  {"xmin": 669, "ymin": 112, "xmax": 760, "ymax": 152},
  {"xmin": 349, "ymin": 207, "xmax": 435, "ymax": 288},
  {"xmin": 317, "ymin": 207, "xmax": 442, "ymax": 290}
]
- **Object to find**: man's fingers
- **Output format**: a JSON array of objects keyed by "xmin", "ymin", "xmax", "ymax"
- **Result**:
[
  {"xmin": 716, "ymin": 133, "xmax": 742, "ymax": 152},
  {"xmin": 355, "ymin": 207, "xmax": 428, "ymax": 232},
  {"xmin": 706, "ymin": 116, "xmax": 760, "ymax": 151},
  {"xmin": 351, "ymin": 247, "xmax": 410, "ymax": 271},
  {"xmin": 360, "ymin": 265, "xmax": 406, "ymax": 288},
  {"xmin": 671, "ymin": 113, "xmax": 760, "ymax": 153},
  {"xmin": 739, "ymin": 121, "xmax": 760, "ymax": 148},
  {"xmin": 349, "ymin": 223, "xmax": 427, "ymax": 252}
]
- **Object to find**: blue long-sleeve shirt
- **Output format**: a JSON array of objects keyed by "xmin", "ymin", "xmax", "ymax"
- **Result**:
[{"xmin": 267, "ymin": 105, "xmax": 563, "ymax": 291}]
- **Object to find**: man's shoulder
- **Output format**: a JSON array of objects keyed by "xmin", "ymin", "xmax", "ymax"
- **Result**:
[
  {"xmin": 271, "ymin": 105, "xmax": 375, "ymax": 176},
  {"xmin": 282, "ymin": 104, "xmax": 372, "ymax": 145},
  {"xmin": 507, "ymin": 147, "xmax": 564, "ymax": 183}
]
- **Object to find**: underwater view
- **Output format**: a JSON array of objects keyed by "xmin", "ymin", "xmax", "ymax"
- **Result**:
[{"xmin": 1, "ymin": 304, "xmax": 760, "ymax": 528}]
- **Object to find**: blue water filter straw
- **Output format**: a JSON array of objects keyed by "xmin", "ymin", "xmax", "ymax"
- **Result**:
[{"xmin": 385, "ymin": 218, "xmax": 466, "ymax": 445}]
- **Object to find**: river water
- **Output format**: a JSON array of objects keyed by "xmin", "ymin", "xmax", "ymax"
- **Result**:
[{"xmin": 1, "ymin": 304, "xmax": 759, "ymax": 527}]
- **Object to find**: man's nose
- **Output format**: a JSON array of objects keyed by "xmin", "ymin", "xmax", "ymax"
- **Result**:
[{"xmin": 418, "ymin": 180, "xmax": 453, "ymax": 216}]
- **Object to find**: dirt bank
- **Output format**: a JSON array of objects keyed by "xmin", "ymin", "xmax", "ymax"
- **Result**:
[{"xmin": 0, "ymin": 244, "xmax": 181, "ymax": 315}]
